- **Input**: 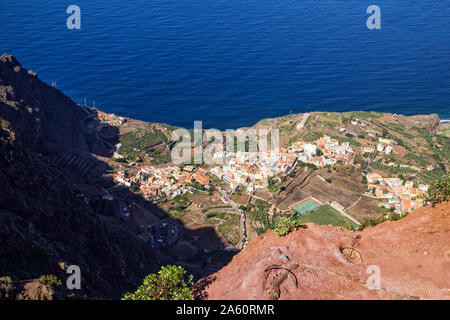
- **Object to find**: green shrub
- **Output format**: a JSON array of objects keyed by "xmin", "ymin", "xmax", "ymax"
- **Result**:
[
  {"xmin": 122, "ymin": 265, "xmax": 194, "ymax": 300},
  {"xmin": 426, "ymin": 175, "xmax": 450, "ymax": 206},
  {"xmin": 247, "ymin": 200, "xmax": 273, "ymax": 234},
  {"xmin": 38, "ymin": 274, "xmax": 62, "ymax": 287},
  {"xmin": 275, "ymin": 216, "xmax": 303, "ymax": 237},
  {"xmin": 217, "ymin": 214, "xmax": 239, "ymax": 242},
  {"xmin": 268, "ymin": 176, "xmax": 283, "ymax": 193},
  {"xmin": 0, "ymin": 118, "xmax": 11, "ymax": 130},
  {"xmin": 0, "ymin": 276, "xmax": 14, "ymax": 299},
  {"xmin": 302, "ymin": 131, "xmax": 322, "ymax": 142}
]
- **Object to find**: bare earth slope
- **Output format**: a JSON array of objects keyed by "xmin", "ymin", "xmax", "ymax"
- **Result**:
[{"xmin": 197, "ymin": 202, "xmax": 449, "ymax": 300}]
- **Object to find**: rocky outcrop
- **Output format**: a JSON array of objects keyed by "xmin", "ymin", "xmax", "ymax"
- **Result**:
[
  {"xmin": 196, "ymin": 202, "xmax": 450, "ymax": 300},
  {"xmin": 409, "ymin": 114, "xmax": 441, "ymax": 133},
  {"xmin": 393, "ymin": 113, "xmax": 441, "ymax": 134}
]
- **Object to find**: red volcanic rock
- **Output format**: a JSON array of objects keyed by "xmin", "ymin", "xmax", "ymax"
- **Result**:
[{"xmin": 196, "ymin": 202, "xmax": 450, "ymax": 300}]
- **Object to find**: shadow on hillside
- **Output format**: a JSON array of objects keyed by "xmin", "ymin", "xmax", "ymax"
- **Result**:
[{"xmin": 64, "ymin": 118, "xmax": 234, "ymax": 283}]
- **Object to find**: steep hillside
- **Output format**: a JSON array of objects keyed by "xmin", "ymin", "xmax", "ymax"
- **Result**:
[
  {"xmin": 196, "ymin": 202, "xmax": 449, "ymax": 300},
  {"xmin": 0, "ymin": 55, "xmax": 166, "ymax": 299},
  {"xmin": 0, "ymin": 54, "xmax": 100, "ymax": 154}
]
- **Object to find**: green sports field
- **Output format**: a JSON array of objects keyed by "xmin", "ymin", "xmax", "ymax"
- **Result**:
[
  {"xmin": 297, "ymin": 205, "xmax": 358, "ymax": 229},
  {"xmin": 293, "ymin": 200, "xmax": 320, "ymax": 215}
]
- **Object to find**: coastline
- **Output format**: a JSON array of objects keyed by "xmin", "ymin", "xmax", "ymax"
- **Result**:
[{"xmin": 88, "ymin": 103, "xmax": 446, "ymax": 131}]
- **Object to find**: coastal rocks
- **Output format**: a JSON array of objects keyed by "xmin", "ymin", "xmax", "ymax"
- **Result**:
[{"xmin": 408, "ymin": 114, "xmax": 441, "ymax": 133}]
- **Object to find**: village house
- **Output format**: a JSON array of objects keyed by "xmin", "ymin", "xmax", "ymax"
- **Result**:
[{"xmin": 366, "ymin": 174, "xmax": 428, "ymax": 214}]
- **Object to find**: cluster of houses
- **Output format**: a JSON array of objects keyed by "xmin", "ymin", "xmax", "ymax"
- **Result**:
[
  {"xmin": 208, "ymin": 135, "xmax": 354, "ymax": 194},
  {"xmin": 366, "ymin": 173, "xmax": 429, "ymax": 214},
  {"xmin": 210, "ymin": 151, "xmax": 298, "ymax": 193},
  {"xmin": 289, "ymin": 135, "xmax": 354, "ymax": 167},
  {"xmin": 92, "ymin": 109, "xmax": 125, "ymax": 126},
  {"xmin": 110, "ymin": 134, "xmax": 353, "ymax": 198},
  {"xmin": 112, "ymin": 165, "xmax": 210, "ymax": 202}
]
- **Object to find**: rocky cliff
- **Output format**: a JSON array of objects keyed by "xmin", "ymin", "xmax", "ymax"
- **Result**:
[
  {"xmin": 0, "ymin": 54, "xmax": 164, "ymax": 299},
  {"xmin": 0, "ymin": 54, "xmax": 100, "ymax": 154},
  {"xmin": 196, "ymin": 202, "xmax": 449, "ymax": 300}
]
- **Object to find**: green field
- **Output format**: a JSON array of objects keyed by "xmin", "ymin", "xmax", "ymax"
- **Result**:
[
  {"xmin": 217, "ymin": 213, "xmax": 240, "ymax": 245},
  {"xmin": 118, "ymin": 128, "xmax": 168, "ymax": 162},
  {"xmin": 297, "ymin": 205, "xmax": 358, "ymax": 229}
]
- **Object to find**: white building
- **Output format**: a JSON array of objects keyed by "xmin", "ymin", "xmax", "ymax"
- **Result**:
[
  {"xmin": 303, "ymin": 144, "xmax": 317, "ymax": 158},
  {"xmin": 377, "ymin": 143, "xmax": 385, "ymax": 152}
]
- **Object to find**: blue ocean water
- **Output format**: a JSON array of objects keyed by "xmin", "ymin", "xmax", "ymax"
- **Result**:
[{"xmin": 1, "ymin": 1, "xmax": 449, "ymax": 130}]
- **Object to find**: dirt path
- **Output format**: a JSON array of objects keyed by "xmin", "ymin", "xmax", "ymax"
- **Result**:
[{"xmin": 346, "ymin": 196, "xmax": 363, "ymax": 212}]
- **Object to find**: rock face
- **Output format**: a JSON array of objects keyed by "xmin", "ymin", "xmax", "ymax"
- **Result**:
[
  {"xmin": 0, "ymin": 54, "xmax": 98, "ymax": 154},
  {"xmin": 403, "ymin": 114, "xmax": 441, "ymax": 134},
  {"xmin": 0, "ymin": 55, "xmax": 163, "ymax": 299},
  {"xmin": 196, "ymin": 202, "xmax": 450, "ymax": 300}
]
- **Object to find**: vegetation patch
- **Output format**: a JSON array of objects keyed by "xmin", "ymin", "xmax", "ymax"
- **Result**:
[
  {"xmin": 0, "ymin": 118, "xmax": 11, "ymax": 130},
  {"xmin": 118, "ymin": 128, "xmax": 168, "ymax": 162},
  {"xmin": 296, "ymin": 205, "xmax": 357, "ymax": 229},
  {"xmin": 417, "ymin": 167, "xmax": 448, "ymax": 184},
  {"xmin": 438, "ymin": 125, "xmax": 450, "ymax": 138},
  {"xmin": 426, "ymin": 175, "xmax": 450, "ymax": 206},
  {"xmin": 122, "ymin": 265, "xmax": 193, "ymax": 300},
  {"xmin": 405, "ymin": 152, "xmax": 428, "ymax": 167},
  {"xmin": 217, "ymin": 213, "xmax": 240, "ymax": 245},
  {"xmin": 268, "ymin": 176, "xmax": 283, "ymax": 193},
  {"xmin": 246, "ymin": 200, "xmax": 273, "ymax": 234},
  {"xmin": 321, "ymin": 112, "xmax": 340, "ymax": 120},
  {"xmin": 359, "ymin": 208, "xmax": 406, "ymax": 230},
  {"xmin": 331, "ymin": 135, "xmax": 361, "ymax": 147},
  {"xmin": 0, "ymin": 277, "xmax": 14, "ymax": 299},
  {"xmin": 275, "ymin": 216, "xmax": 304, "ymax": 237},
  {"xmin": 348, "ymin": 111, "xmax": 382, "ymax": 119},
  {"xmin": 201, "ymin": 205, "xmax": 232, "ymax": 214},
  {"xmin": 168, "ymin": 194, "xmax": 192, "ymax": 217},
  {"xmin": 38, "ymin": 274, "xmax": 61, "ymax": 287},
  {"xmin": 385, "ymin": 123, "xmax": 414, "ymax": 139},
  {"xmin": 371, "ymin": 160, "xmax": 416, "ymax": 174},
  {"xmin": 302, "ymin": 131, "xmax": 322, "ymax": 142}
]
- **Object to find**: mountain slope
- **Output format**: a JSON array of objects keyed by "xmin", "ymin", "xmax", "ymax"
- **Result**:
[
  {"xmin": 0, "ymin": 54, "xmax": 97, "ymax": 154},
  {"xmin": 0, "ymin": 54, "xmax": 165, "ymax": 299}
]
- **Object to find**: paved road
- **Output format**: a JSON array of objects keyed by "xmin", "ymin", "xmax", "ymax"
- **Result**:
[
  {"xmin": 365, "ymin": 148, "xmax": 378, "ymax": 170},
  {"xmin": 218, "ymin": 187, "xmax": 247, "ymax": 249}
]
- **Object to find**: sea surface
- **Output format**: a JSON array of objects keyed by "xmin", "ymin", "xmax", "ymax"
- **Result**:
[{"xmin": 1, "ymin": 1, "xmax": 449, "ymax": 129}]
